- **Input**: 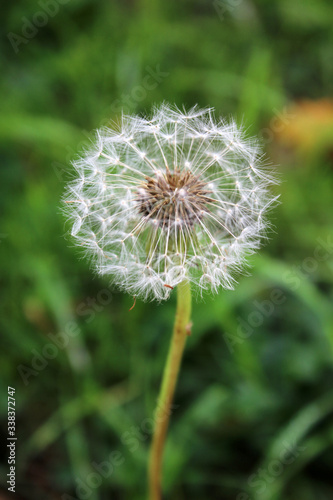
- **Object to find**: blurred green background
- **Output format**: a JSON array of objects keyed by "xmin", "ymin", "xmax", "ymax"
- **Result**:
[{"xmin": 1, "ymin": 0, "xmax": 333, "ymax": 499}]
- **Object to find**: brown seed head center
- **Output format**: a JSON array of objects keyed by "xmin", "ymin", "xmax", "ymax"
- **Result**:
[{"xmin": 137, "ymin": 169, "xmax": 211, "ymax": 227}]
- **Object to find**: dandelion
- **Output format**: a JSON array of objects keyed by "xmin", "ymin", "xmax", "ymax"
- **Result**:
[{"xmin": 63, "ymin": 104, "xmax": 278, "ymax": 500}]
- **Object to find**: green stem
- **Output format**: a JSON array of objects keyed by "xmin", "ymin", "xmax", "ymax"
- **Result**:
[{"xmin": 148, "ymin": 280, "xmax": 192, "ymax": 500}]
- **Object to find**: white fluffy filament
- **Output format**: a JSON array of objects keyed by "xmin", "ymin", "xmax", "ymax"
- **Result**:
[{"xmin": 64, "ymin": 104, "xmax": 278, "ymax": 301}]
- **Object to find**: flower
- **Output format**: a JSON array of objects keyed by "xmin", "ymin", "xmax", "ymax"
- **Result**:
[{"xmin": 64, "ymin": 104, "xmax": 278, "ymax": 301}]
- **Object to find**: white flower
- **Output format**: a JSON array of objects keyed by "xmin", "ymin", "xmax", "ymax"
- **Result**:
[{"xmin": 64, "ymin": 104, "xmax": 278, "ymax": 301}]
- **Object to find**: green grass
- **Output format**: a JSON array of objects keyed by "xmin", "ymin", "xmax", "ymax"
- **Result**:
[{"xmin": 1, "ymin": 0, "xmax": 333, "ymax": 499}]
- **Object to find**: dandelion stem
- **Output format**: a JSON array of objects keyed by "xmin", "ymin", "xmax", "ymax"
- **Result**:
[{"xmin": 148, "ymin": 279, "xmax": 192, "ymax": 500}]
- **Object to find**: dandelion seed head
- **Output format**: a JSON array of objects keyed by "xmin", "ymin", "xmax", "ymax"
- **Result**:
[{"xmin": 63, "ymin": 104, "xmax": 278, "ymax": 301}]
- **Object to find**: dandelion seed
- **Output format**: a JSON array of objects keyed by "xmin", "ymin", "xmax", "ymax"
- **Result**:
[
  {"xmin": 63, "ymin": 104, "xmax": 278, "ymax": 301},
  {"xmin": 129, "ymin": 296, "xmax": 136, "ymax": 312}
]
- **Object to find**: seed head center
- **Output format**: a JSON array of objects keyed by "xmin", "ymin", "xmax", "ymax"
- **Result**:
[{"xmin": 137, "ymin": 169, "xmax": 211, "ymax": 227}]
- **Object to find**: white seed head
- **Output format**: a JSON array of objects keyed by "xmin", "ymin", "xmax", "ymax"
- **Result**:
[{"xmin": 63, "ymin": 104, "xmax": 278, "ymax": 301}]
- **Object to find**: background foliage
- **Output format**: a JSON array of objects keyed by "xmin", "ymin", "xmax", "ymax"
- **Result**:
[{"xmin": 1, "ymin": 0, "xmax": 333, "ymax": 499}]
